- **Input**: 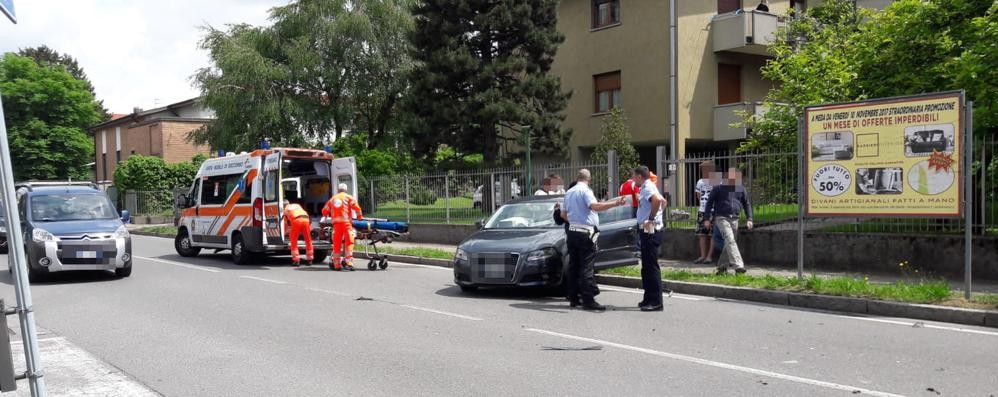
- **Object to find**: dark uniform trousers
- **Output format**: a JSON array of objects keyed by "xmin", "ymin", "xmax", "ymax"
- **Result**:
[
  {"xmin": 566, "ymin": 229, "xmax": 598, "ymax": 304},
  {"xmin": 639, "ymin": 229, "xmax": 664, "ymax": 306}
]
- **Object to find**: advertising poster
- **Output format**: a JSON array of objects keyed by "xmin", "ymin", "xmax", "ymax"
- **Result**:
[{"xmin": 804, "ymin": 91, "xmax": 964, "ymax": 217}]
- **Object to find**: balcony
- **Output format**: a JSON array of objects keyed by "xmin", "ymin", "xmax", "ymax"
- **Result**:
[
  {"xmin": 712, "ymin": 10, "xmax": 784, "ymax": 56},
  {"xmin": 713, "ymin": 102, "xmax": 768, "ymax": 141}
]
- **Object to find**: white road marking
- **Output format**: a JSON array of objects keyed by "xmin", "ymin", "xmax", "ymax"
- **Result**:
[
  {"xmin": 134, "ymin": 256, "xmax": 221, "ymax": 273},
  {"xmin": 400, "ymin": 304, "xmax": 483, "ymax": 321},
  {"xmin": 600, "ymin": 285, "xmax": 706, "ymax": 301},
  {"xmin": 837, "ymin": 315, "xmax": 998, "ymax": 337},
  {"xmin": 525, "ymin": 328, "xmax": 904, "ymax": 397},
  {"xmin": 239, "ymin": 275, "xmax": 287, "ymax": 285},
  {"xmin": 305, "ymin": 287, "xmax": 353, "ymax": 297}
]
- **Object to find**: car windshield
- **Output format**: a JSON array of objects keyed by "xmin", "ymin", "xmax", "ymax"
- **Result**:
[
  {"xmin": 30, "ymin": 194, "xmax": 118, "ymax": 222},
  {"xmin": 484, "ymin": 202, "xmax": 557, "ymax": 229}
]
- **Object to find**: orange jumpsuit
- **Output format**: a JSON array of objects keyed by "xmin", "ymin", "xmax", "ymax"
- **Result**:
[
  {"xmin": 283, "ymin": 203, "xmax": 314, "ymax": 264},
  {"xmin": 322, "ymin": 192, "xmax": 363, "ymax": 269}
]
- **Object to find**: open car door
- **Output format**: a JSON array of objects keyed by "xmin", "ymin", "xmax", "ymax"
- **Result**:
[{"xmin": 262, "ymin": 152, "xmax": 285, "ymax": 244}]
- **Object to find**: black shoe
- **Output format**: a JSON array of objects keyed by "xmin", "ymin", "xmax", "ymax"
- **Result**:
[
  {"xmin": 569, "ymin": 299, "xmax": 582, "ymax": 307},
  {"xmin": 640, "ymin": 303, "xmax": 664, "ymax": 312},
  {"xmin": 581, "ymin": 302, "xmax": 606, "ymax": 311},
  {"xmin": 715, "ymin": 267, "xmax": 729, "ymax": 275},
  {"xmin": 734, "ymin": 267, "xmax": 747, "ymax": 274},
  {"xmin": 637, "ymin": 301, "xmax": 647, "ymax": 308},
  {"xmin": 291, "ymin": 261, "xmax": 300, "ymax": 267},
  {"xmin": 345, "ymin": 264, "xmax": 356, "ymax": 271}
]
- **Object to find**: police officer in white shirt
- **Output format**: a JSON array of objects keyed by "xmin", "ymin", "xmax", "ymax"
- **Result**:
[
  {"xmin": 633, "ymin": 166, "xmax": 667, "ymax": 312},
  {"xmin": 562, "ymin": 169, "xmax": 627, "ymax": 311}
]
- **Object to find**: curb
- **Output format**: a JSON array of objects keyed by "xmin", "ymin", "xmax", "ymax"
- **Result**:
[
  {"xmin": 596, "ymin": 274, "xmax": 998, "ymax": 329},
  {"xmin": 131, "ymin": 231, "xmax": 174, "ymax": 239},
  {"xmin": 356, "ymin": 252, "xmax": 454, "ymax": 268}
]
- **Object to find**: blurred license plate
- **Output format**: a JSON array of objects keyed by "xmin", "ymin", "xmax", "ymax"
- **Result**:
[{"xmin": 76, "ymin": 251, "xmax": 98, "ymax": 259}]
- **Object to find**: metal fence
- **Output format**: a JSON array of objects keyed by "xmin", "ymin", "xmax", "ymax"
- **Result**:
[
  {"xmin": 109, "ymin": 189, "xmax": 186, "ymax": 221},
  {"xmin": 661, "ymin": 140, "xmax": 998, "ymax": 235},
  {"xmin": 364, "ymin": 162, "xmax": 610, "ymax": 224}
]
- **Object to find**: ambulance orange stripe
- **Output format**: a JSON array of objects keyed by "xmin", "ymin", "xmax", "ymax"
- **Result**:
[{"xmin": 216, "ymin": 206, "xmax": 253, "ymax": 236}]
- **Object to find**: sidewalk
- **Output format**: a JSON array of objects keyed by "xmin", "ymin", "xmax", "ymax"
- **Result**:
[{"xmin": 389, "ymin": 240, "xmax": 998, "ymax": 294}]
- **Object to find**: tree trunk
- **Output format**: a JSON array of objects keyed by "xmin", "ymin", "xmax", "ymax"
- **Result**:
[{"xmin": 483, "ymin": 122, "xmax": 497, "ymax": 165}]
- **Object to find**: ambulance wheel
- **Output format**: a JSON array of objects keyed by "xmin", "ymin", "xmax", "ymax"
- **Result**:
[
  {"xmin": 312, "ymin": 250, "xmax": 328, "ymax": 264},
  {"xmin": 175, "ymin": 230, "xmax": 201, "ymax": 257},
  {"xmin": 378, "ymin": 258, "xmax": 388, "ymax": 270},
  {"xmin": 231, "ymin": 234, "xmax": 256, "ymax": 265},
  {"xmin": 367, "ymin": 260, "xmax": 377, "ymax": 271}
]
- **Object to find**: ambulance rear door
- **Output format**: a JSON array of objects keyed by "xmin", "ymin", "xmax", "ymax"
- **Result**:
[
  {"xmin": 331, "ymin": 157, "xmax": 358, "ymax": 198},
  {"xmin": 261, "ymin": 152, "xmax": 285, "ymax": 244}
]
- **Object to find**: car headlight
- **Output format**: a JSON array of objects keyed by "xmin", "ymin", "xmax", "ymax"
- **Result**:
[
  {"xmin": 32, "ymin": 228, "xmax": 57, "ymax": 242},
  {"xmin": 525, "ymin": 248, "xmax": 557, "ymax": 264},
  {"xmin": 114, "ymin": 225, "xmax": 130, "ymax": 239},
  {"xmin": 455, "ymin": 248, "xmax": 468, "ymax": 261}
]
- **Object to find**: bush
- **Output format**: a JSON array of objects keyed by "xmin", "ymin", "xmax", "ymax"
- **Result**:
[{"xmin": 408, "ymin": 185, "xmax": 437, "ymax": 206}]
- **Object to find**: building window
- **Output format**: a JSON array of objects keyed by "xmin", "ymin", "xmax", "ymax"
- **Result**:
[
  {"xmin": 594, "ymin": 72, "xmax": 621, "ymax": 113},
  {"xmin": 717, "ymin": 64, "xmax": 742, "ymax": 105},
  {"xmin": 592, "ymin": 0, "xmax": 620, "ymax": 29},
  {"xmin": 116, "ymin": 150, "xmax": 121, "ymax": 163},
  {"xmin": 717, "ymin": 0, "xmax": 742, "ymax": 14},
  {"xmin": 101, "ymin": 153, "xmax": 108, "ymax": 181}
]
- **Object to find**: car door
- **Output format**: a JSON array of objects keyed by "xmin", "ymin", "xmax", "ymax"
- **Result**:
[
  {"xmin": 594, "ymin": 205, "xmax": 638, "ymax": 269},
  {"xmin": 262, "ymin": 152, "xmax": 284, "ymax": 243}
]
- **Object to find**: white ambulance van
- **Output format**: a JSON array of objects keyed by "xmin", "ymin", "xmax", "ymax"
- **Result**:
[{"xmin": 174, "ymin": 148, "xmax": 357, "ymax": 264}]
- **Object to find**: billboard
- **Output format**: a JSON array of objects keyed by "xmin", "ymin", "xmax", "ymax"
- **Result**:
[{"xmin": 804, "ymin": 91, "xmax": 964, "ymax": 217}]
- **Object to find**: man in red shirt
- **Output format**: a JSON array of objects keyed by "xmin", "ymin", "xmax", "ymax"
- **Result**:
[{"xmin": 620, "ymin": 171, "xmax": 658, "ymax": 218}]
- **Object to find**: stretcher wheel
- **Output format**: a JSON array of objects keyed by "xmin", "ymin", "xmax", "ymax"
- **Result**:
[
  {"xmin": 379, "ymin": 258, "xmax": 388, "ymax": 270},
  {"xmin": 367, "ymin": 260, "xmax": 377, "ymax": 271}
]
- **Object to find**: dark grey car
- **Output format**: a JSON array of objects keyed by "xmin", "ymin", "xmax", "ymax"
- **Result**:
[
  {"xmin": 453, "ymin": 195, "xmax": 637, "ymax": 292},
  {"xmin": 7, "ymin": 184, "xmax": 133, "ymax": 282}
]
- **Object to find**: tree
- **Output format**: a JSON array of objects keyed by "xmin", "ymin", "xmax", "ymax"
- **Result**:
[
  {"xmin": 0, "ymin": 53, "xmax": 100, "ymax": 181},
  {"xmin": 18, "ymin": 46, "xmax": 111, "ymax": 121},
  {"xmin": 193, "ymin": 0, "xmax": 415, "ymax": 151},
  {"xmin": 591, "ymin": 107, "xmax": 639, "ymax": 185},
  {"xmin": 744, "ymin": 0, "xmax": 997, "ymax": 153},
  {"xmin": 406, "ymin": 0, "xmax": 570, "ymax": 165}
]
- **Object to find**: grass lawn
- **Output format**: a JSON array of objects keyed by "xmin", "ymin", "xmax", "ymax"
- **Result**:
[
  {"xmin": 136, "ymin": 225, "xmax": 178, "ymax": 235},
  {"xmin": 378, "ymin": 246, "xmax": 455, "ymax": 260},
  {"xmin": 369, "ymin": 197, "xmax": 485, "ymax": 224},
  {"xmin": 604, "ymin": 266, "xmax": 997, "ymax": 310},
  {"xmin": 668, "ymin": 203, "xmax": 798, "ymax": 230}
]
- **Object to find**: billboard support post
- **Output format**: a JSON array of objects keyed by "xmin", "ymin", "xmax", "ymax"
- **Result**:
[
  {"xmin": 0, "ymin": 93, "xmax": 47, "ymax": 396},
  {"xmin": 797, "ymin": 115, "xmax": 805, "ymax": 280},
  {"xmin": 964, "ymin": 102, "xmax": 973, "ymax": 300}
]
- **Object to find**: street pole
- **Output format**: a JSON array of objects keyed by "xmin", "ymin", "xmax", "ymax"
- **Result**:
[
  {"xmin": 0, "ymin": 93, "xmax": 47, "ymax": 396},
  {"xmin": 797, "ymin": 115, "xmax": 805, "ymax": 280},
  {"xmin": 525, "ymin": 126, "xmax": 532, "ymax": 193},
  {"xmin": 964, "ymin": 101, "xmax": 974, "ymax": 300}
]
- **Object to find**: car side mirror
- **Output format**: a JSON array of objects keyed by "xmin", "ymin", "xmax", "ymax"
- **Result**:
[
  {"xmin": 120, "ymin": 210, "xmax": 131, "ymax": 224},
  {"xmin": 176, "ymin": 194, "xmax": 188, "ymax": 208},
  {"xmin": 474, "ymin": 219, "xmax": 485, "ymax": 230}
]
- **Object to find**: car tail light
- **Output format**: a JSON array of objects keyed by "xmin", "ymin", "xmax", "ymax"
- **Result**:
[{"xmin": 252, "ymin": 198, "xmax": 264, "ymax": 228}]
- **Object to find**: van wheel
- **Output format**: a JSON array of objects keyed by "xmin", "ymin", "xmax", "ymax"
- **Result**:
[
  {"xmin": 312, "ymin": 250, "xmax": 328, "ymax": 264},
  {"xmin": 175, "ymin": 231, "xmax": 201, "ymax": 257},
  {"xmin": 115, "ymin": 265, "xmax": 132, "ymax": 278},
  {"xmin": 459, "ymin": 284, "xmax": 478, "ymax": 293},
  {"xmin": 27, "ymin": 265, "xmax": 44, "ymax": 283},
  {"xmin": 231, "ymin": 234, "xmax": 256, "ymax": 265}
]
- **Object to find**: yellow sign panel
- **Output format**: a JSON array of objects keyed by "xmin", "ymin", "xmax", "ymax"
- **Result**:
[{"xmin": 804, "ymin": 91, "xmax": 964, "ymax": 217}]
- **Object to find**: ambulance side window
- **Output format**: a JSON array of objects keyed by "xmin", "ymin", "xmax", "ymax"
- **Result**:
[
  {"xmin": 201, "ymin": 175, "xmax": 230, "ymax": 205},
  {"xmin": 185, "ymin": 179, "xmax": 201, "ymax": 208},
  {"xmin": 265, "ymin": 170, "xmax": 279, "ymax": 202}
]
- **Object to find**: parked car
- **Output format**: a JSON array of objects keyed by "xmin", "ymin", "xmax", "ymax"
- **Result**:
[
  {"xmin": 454, "ymin": 195, "xmax": 637, "ymax": 292},
  {"xmin": 471, "ymin": 180, "xmax": 522, "ymax": 209},
  {"xmin": 9, "ymin": 182, "xmax": 132, "ymax": 281}
]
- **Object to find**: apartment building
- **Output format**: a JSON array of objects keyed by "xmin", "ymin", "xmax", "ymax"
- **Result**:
[
  {"xmin": 88, "ymin": 98, "xmax": 213, "ymax": 182},
  {"xmin": 552, "ymin": 0, "xmax": 794, "ymax": 163}
]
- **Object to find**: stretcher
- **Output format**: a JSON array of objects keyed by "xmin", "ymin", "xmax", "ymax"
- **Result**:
[{"xmin": 321, "ymin": 218, "xmax": 410, "ymax": 271}]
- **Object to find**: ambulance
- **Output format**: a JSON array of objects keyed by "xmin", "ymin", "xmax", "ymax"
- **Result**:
[{"xmin": 174, "ymin": 148, "xmax": 357, "ymax": 264}]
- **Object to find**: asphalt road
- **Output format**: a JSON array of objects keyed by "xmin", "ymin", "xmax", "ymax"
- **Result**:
[{"xmin": 2, "ymin": 235, "xmax": 997, "ymax": 396}]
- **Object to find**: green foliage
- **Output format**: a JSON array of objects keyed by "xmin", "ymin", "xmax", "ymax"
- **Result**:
[
  {"xmin": 408, "ymin": 185, "xmax": 438, "ymax": 205},
  {"xmin": 0, "ymin": 53, "xmax": 100, "ymax": 181},
  {"xmin": 746, "ymin": 0, "xmax": 998, "ymax": 153},
  {"xmin": 405, "ymin": 0, "xmax": 570, "ymax": 165},
  {"xmin": 193, "ymin": 0, "xmax": 415, "ymax": 152},
  {"xmin": 591, "ymin": 107, "xmax": 640, "ymax": 183},
  {"xmin": 17, "ymin": 45, "xmax": 110, "ymax": 121},
  {"xmin": 114, "ymin": 154, "xmax": 202, "ymax": 191},
  {"xmin": 332, "ymin": 134, "xmax": 415, "ymax": 177}
]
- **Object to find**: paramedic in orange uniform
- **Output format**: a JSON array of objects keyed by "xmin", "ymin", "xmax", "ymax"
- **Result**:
[
  {"xmin": 283, "ymin": 197, "xmax": 314, "ymax": 266},
  {"xmin": 322, "ymin": 183, "xmax": 363, "ymax": 271}
]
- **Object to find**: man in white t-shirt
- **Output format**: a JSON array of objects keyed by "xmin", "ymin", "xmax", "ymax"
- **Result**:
[{"xmin": 694, "ymin": 161, "xmax": 716, "ymax": 264}]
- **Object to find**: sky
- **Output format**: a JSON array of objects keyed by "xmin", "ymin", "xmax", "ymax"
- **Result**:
[{"xmin": 0, "ymin": 0, "xmax": 288, "ymax": 114}]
